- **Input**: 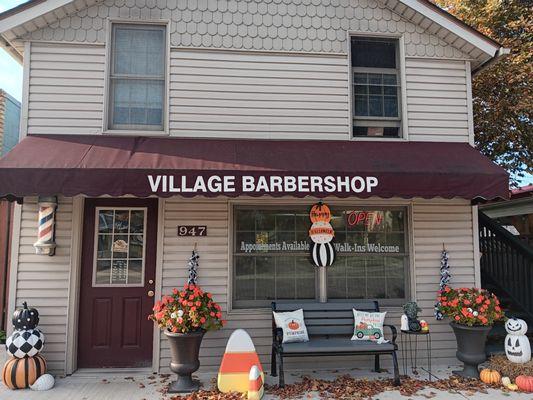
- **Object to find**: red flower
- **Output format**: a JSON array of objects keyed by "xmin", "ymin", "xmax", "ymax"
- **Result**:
[
  {"xmin": 216, "ymin": 312, "xmax": 222, "ymax": 318},
  {"xmin": 455, "ymin": 315, "xmax": 461, "ymax": 321},
  {"xmin": 191, "ymin": 306, "xmax": 197, "ymax": 312},
  {"xmin": 196, "ymin": 301, "xmax": 202, "ymax": 307},
  {"xmin": 207, "ymin": 293, "xmax": 212, "ymax": 299},
  {"xmin": 210, "ymin": 312, "xmax": 215, "ymax": 317},
  {"xmin": 495, "ymin": 306, "xmax": 501, "ymax": 312},
  {"xmin": 200, "ymin": 317, "xmax": 206, "ymax": 324},
  {"xmin": 464, "ymin": 300, "xmax": 471, "ymax": 305},
  {"xmin": 189, "ymin": 295, "xmax": 195, "ymax": 300},
  {"xmin": 172, "ymin": 288, "xmax": 179, "ymax": 295}
]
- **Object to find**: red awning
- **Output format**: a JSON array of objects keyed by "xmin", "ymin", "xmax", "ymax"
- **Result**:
[{"xmin": 0, "ymin": 135, "xmax": 508, "ymax": 201}]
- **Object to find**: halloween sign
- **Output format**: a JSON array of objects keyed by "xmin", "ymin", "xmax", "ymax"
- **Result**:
[{"xmin": 308, "ymin": 202, "xmax": 335, "ymax": 267}]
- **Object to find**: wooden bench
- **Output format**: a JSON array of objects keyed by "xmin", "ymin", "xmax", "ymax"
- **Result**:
[{"xmin": 271, "ymin": 301, "xmax": 400, "ymax": 387}]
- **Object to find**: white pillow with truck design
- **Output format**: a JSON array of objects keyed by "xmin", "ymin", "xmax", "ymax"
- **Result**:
[
  {"xmin": 273, "ymin": 309, "xmax": 309, "ymax": 343},
  {"xmin": 351, "ymin": 309, "xmax": 387, "ymax": 341}
]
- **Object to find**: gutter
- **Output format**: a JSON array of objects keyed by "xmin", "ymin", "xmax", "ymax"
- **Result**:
[{"xmin": 472, "ymin": 47, "xmax": 511, "ymax": 76}]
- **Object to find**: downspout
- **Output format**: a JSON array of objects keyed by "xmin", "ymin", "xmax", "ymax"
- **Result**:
[{"xmin": 1, "ymin": 201, "xmax": 12, "ymax": 330}]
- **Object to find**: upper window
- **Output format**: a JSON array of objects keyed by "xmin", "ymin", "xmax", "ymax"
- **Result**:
[
  {"xmin": 108, "ymin": 24, "xmax": 166, "ymax": 131},
  {"xmin": 351, "ymin": 37, "xmax": 401, "ymax": 138}
]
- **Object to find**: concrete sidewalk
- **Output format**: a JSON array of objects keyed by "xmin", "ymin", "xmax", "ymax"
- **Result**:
[{"xmin": 0, "ymin": 366, "xmax": 530, "ymax": 400}]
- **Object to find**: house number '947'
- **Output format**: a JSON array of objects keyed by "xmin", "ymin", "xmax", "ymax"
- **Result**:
[{"xmin": 177, "ymin": 226, "xmax": 207, "ymax": 237}]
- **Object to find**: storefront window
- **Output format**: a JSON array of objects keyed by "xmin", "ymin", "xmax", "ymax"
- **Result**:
[
  {"xmin": 233, "ymin": 208, "xmax": 316, "ymax": 308},
  {"xmin": 233, "ymin": 206, "xmax": 409, "ymax": 308}
]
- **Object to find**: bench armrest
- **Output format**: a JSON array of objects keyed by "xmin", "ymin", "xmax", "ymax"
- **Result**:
[
  {"xmin": 274, "ymin": 328, "xmax": 283, "ymax": 344},
  {"xmin": 383, "ymin": 324, "xmax": 397, "ymax": 344}
]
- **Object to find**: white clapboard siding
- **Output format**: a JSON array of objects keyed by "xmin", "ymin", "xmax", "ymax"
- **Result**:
[
  {"xmin": 406, "ymin": 59, "xmax": 469, "ymax": 142},
  {"xmin": 169, "ymin": 50, "xmax": 350, "ymax": 140},
  {"xmin": 13, "ymin": 197, "xmax": 73, "ymax": 373},
  {"xmin": 27, "ymin": 42, "xmax": 105, "ymax": 135},
  {"xmin": 159, "ymin": 197, "xmax": 475, "ymax": 372}
]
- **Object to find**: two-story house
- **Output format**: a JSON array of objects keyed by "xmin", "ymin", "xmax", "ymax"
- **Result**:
[{"xmin": 0, "ymin": 0, "xmax": 509, "ymax": 376}]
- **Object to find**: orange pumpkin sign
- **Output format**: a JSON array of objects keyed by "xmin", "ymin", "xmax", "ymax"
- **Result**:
[
  {"xmin": 310, "ymin": 203, "xmax": 331, "ymax": 223},
  {"xmin": 288, "ymin": 320, "xmax": 300, "ymax": 331},
  {"xmin": 515, "ymin": 375, "xmax": 533, "ymax": 392}
]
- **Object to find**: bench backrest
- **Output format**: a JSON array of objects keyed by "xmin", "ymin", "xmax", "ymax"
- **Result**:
[{"xmin": 272, "ymin": 301, "xmax": 379, "ymax": 337}]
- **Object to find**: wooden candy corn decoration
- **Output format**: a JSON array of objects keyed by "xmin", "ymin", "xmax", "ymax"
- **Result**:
[
  {"xmin": 217, "ymin": 329, "xmax": 263, "ymax": 393},
  {"xmin": 248, "ymin": 365, "xmax": 264, "ymax": 400}
]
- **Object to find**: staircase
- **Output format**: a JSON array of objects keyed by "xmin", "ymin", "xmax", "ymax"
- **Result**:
[{"xmin": 478, "ymin": 211, "xmax": 533, "ymax": 355}]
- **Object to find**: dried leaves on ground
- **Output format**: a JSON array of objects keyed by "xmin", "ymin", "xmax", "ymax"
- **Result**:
[
  {"xmin": 487, "ymin": 354, "xmax": 533, "ymax": 380},
  {"xmin": 166, "ymin": 375, "xmax": 491, "ymax": 400}
]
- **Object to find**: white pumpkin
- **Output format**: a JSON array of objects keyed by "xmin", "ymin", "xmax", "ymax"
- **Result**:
[
  {"xmin": 505, "ymin": 318, "xmax": 531, "ymax": 364},
  {"xmin": 506, "ymin": 318, "xmax": 528, "ymax": 336},
  {"xmin": 30, "ymin": 373, "xmax": 55, "ymax": 391}
]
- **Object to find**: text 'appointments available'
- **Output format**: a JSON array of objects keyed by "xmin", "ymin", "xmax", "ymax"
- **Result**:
[{"xmin": 147, "ymin": 175, "xmax": 379, "ymax": 195}]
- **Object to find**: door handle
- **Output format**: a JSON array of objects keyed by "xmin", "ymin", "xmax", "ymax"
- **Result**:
[{"xmin": 147, "ymin": 290, "xmax": 155, "ymax": 297}]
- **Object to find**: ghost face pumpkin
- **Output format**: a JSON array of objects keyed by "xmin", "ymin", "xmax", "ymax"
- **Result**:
[
  {"xmin": 506, "ymin": 318, "xmax": 528, "ymax": 336},
  {"xmin": 505, "ymin": 334, "xmax": 532, "ymax": 364}
]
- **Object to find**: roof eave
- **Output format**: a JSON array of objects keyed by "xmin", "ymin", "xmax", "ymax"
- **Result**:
[
  {"xmin": 0, "ymin": 34, "xmax": 22, "ymax": 64},
  {"xmin": 472, "ymin": 47, "xmax": 511, "ymax": 76}
]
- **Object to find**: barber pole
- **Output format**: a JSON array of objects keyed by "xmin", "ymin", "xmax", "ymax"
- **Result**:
[
  {"xmin": 247, "ymin": 365, "xmax": 264, "ymax": 400},
  {"xmin": 33, "ymin": 196, "xmax": 57, "ymax": 256}
]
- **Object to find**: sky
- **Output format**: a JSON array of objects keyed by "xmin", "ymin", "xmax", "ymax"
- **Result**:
[
  {"xmin": 0, "ymin": 0, "xmax": 530, "ymax": 185},
  {"xmin": 0, "ymin": 0, "xmax": 26, "ymax": 101}
]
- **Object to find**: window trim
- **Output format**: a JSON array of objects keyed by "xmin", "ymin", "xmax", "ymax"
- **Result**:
[
  {"xmin": 92, "ymin": 206, "xmax": 148, "ymax": 288},
  {"xmin": 228, "ymin": 201, "xmax": 413, "ymax": 311},
  {"xmin": 103, "ymin": 19, "xmax": 170, "ymax": 136},
  {"xmin": 347, "ymin": 32, "xmax": 409, "ymax": 141}
]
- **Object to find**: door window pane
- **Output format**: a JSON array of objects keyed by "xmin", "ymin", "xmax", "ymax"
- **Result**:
[{"xmin": 94, "ymin": 208, "xmax": 146, "ymax": 286}]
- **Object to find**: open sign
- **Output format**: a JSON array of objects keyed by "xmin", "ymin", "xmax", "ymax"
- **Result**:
[{"xmin": 346, "ymin": 211, "xmax": 383, "ymax": 227}]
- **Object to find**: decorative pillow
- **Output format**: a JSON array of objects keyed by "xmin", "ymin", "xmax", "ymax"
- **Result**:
[
  {"xmin": 273, "ymin": 309, "xmax": 309, "ymax": 343},
  {"xmin": 351, "ymin": 309, "xmax": 387, "ymax": 341}
]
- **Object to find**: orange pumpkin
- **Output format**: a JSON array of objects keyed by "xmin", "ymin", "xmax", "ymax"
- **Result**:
[
  {"xmin": 310, "ymin": 203, "xmax": 331, "ymax": 223},
  {"xmin": 2, "ymin": 355, "xmax": 47, "ymax": 390},
  {"xmin": 515, "ymin": 375, "xmax": 533, "ymax": 392},
  {"xmin": 479, "ymin": 369, "xmax": 501, "ymax": 384},
  {"xmin": 288, "ymin": 320, "xmax": 300, "ymax": 330}
]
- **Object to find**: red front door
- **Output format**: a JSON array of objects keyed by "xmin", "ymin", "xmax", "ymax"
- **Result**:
[{"xmin": 78, "ymin": 198, "xmax": 158, "ymax": 368}]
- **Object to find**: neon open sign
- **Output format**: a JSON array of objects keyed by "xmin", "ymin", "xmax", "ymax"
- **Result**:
[{"xmin": 346, "ymin": 211, "xmax": 384, "ymax": 227}]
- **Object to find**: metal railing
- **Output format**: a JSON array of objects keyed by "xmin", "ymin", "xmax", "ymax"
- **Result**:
[{"xmin": 479, "ymin": 211, "xmax": 533, "ymax": 320}]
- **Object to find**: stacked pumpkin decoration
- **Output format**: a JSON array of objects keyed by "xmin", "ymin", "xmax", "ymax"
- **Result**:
[
  {"xmin": 308, "ymin": 202, "xmax": 336, "ymax": 267},
  {"xmin": 2, "ymin": 302, "xmax": 48, "ymax": 390}
]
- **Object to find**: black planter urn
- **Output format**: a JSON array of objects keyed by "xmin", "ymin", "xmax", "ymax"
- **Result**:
[
  {"xmin": 165, "ymin": 330, "xmax": 205, "ymax": 393},
  {"xmin": 450, "ymin": 322, "xmax": 491, "ymax": 379}
]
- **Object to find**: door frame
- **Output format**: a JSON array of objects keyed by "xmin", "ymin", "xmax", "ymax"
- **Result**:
[{"xmin": 65, "ymin": 197, "xmax": 164, "ymax": 374}]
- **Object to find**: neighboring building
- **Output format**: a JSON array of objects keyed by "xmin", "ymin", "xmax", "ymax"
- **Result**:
[
  {"xmin": 0, "ymin": 90, "xmax": 20, "ymax": 332},
  {"xmin": 481, "ymin": 184, "xmax": 533, "ymax": 246},
  {"xmin": 0, "ymin": 0, "xmax": 509, "ymax": 376},
  {"xmin": 0, "ymin": 90, "xmax": 20, "ymax": 156}
]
